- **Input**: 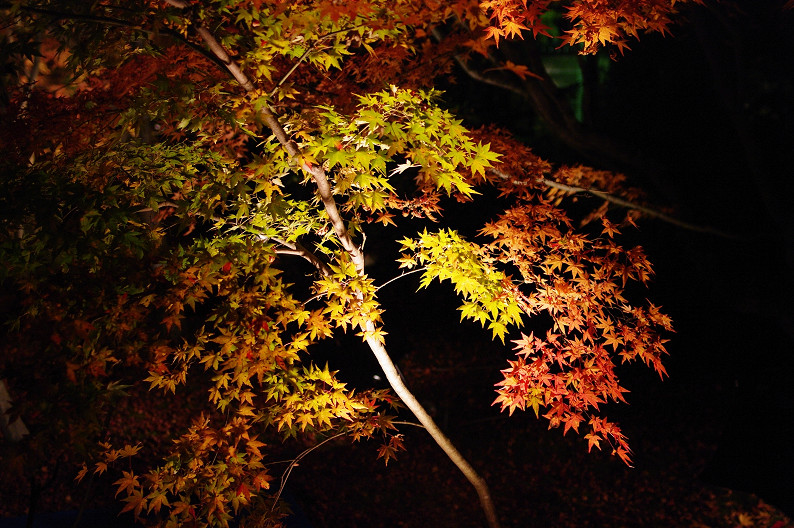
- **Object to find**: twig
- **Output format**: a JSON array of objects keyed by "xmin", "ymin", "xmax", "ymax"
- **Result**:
[
  {"xmin": 271, "ymin": 238, "xmax": 332, "ymax": 276},
  {"xmin": 392, "ymin": 420, "xmax": 425, "ymax": 428},
  {"xmin": 541, "ymin": 178, "xmax": 739, "ymax": 238},
  {"xmin": 268, "ymin": 23, "xmax": 366, "ymax": 99},
  {"xmin": 376, "ymin": 268, "xmax": 425, "ymax": 291},
  {"xmin": 271, "ymin": 431, "xmax": 347, "ymax": 511}
]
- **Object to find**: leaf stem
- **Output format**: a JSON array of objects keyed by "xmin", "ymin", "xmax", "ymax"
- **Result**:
[{"xmin": 376, "ymin": 268, "xmax": 425, "ymax": 291}]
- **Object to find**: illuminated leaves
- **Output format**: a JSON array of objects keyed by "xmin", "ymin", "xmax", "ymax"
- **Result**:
[
  {"xmin": 377, "ymin": 434, "xmax": 406, "ymax": 466},
  {"xmin": 0, "ymin": 0, "xmax": 679, "ymax": 525},
  {"xmin": 399, "ymin": 229, "xmax": 523, "ymax": 342},
  {"xmin": 300, "ymin": 87, "xmax": 499, "ymax": 214},
  {"xmin": 480, "ymin": 0, "xmax": 702, "ymax": 53},
  {"xmin": 478, "ymin": 194, "xmax": 671, "ymax": 464}
]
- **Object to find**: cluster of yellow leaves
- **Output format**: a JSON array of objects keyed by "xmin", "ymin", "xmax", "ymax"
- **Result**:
[
  {"xmin": 313, "ymin": 251, "xmax": 385, "ymax": 336},
  {"xmin": 297, "ymin": 87, "xmax": 500, "ymax": 222},
  {"xmin": 399, "ymin": 229, "xmax": 524, "ymax": 341},
  {"xmin": 132, "ymin": 242, "xmax": 401, "ymax": 525}
]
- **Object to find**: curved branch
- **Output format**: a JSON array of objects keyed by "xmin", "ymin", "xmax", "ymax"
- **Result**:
[
  {"xmin": 270, "ymin": 431, "xmax": 347, "ymax": 512},
  {"xmin": 376, "ymin": 268, "xmax": 425, "ymax": 291}
]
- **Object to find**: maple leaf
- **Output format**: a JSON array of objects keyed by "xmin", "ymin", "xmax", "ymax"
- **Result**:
[
  {"xmin": 252, "ymin": 471, "xmax": 272, "ymax": 491},
  {"xmin": 563, "ymin": 413, "xmax": 584, "ymax": 435},
  {"xmin": 296, "ymin": 413, "xmax": 314, "ymax": 431},
  {"xmin": 483, "ymin": 26, "xmax": 503, "ymax": 47},
  {"xmin": 584, "ymin": 432, "xmax": 601, "ymax": 452},
  {"xmin": 114, "ymin": 471, "xmax": 140, "ymax": 497},
  {"xmin": 376, "ymin": 434, "xmax": 405, "ymax": 466},
  {"xmin": 147, "ymin": 492, "xmax": 170, "ymax": 514},
  {"xmin": 236, "ymin": 482, "xmax": 251, "ymax": 501},
  {"xmin": 315, "ymin": 407, "xmax": 335, "ymax": 428},
  {"xmin": 75, "ymin": 464, "xmax": 88, "ymax": 483},
  {"xmin": 120, "ymin": 491, "xmax": 147, "ymax": 517},
  {"xmin": 117, "ymin": 444, "xmax": 142, "ymax": 458}
]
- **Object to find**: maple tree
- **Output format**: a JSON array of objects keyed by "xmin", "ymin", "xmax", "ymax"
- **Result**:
[{"xmin": 0, "ymin": 1, "xmax": 696, "ymax": 527}]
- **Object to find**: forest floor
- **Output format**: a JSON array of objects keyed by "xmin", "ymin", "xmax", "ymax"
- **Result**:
[
  {"xmin": 286, "ymin": 328, "xmax": 794, "ymax": 528},
  {"xmin": 1, "ymin": 309, "xmax": 792, "ymax": 528}
]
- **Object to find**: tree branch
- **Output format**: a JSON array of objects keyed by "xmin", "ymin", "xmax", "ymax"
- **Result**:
[
  {"xmin": 434, "ymin": 24, "xmax": 679, "ymax": 204},
  {"xmin": 270, "ymin": 431, "xmax": 347, "ymax": 512},
  {"xmin": 362, "ymin": 326, "xmax": 501, "ymax": 528},
  {"xmin": 376, "ymin": 268, "xmax": 425, "ymax": 291},
  {"xmin": 542, "ymin": 179, "xmax": 739, "ymax": 238},
  {"xmin": 271, "ymin": 238, "xmax": 332, "ymax": 276},
  {"xmin": 490, "ymin": 167, "xmax": 738, "ymax": 238},
  {"xmin": 175, "ymin": 10, "xmax": 502, "ymax": 528}
]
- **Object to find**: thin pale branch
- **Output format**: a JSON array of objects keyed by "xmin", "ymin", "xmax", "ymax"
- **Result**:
[
  {"xmin": 271, "ymin": 431, "xmax": 347, "ymax": 511},
  {"xmin": 363, "ymin": 326, "xmax": 502, "ymax": 528},
  {"xmin": 268, "ymin": 23, "xmax": 367, "ymax": 99},
  {"xmin": 490, "ymin": 167, "xmax": 738, "ymax": 238},
  {"xmin": 541, "ymin": 178, "xmax": 739, "ymax": 238},
  {"xmin": 273, "ymin": 240, "xmax": 332, "ymax": 276},
  {"xmin": 376, "ymin": 268, "xmax": 425, "ymax": 291},
  {"xmin": 392, "ymin": 420, "xmax": 425, "ymax": 428}
]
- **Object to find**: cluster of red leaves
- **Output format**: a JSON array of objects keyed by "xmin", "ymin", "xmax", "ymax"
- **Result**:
[
  {"xmin": 482, "ymin": 206, "xmax": 671, "ymax": 464},
  {"xmin": 480, "ymin": 0, "xmax": 703, "ymax": 53}
]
